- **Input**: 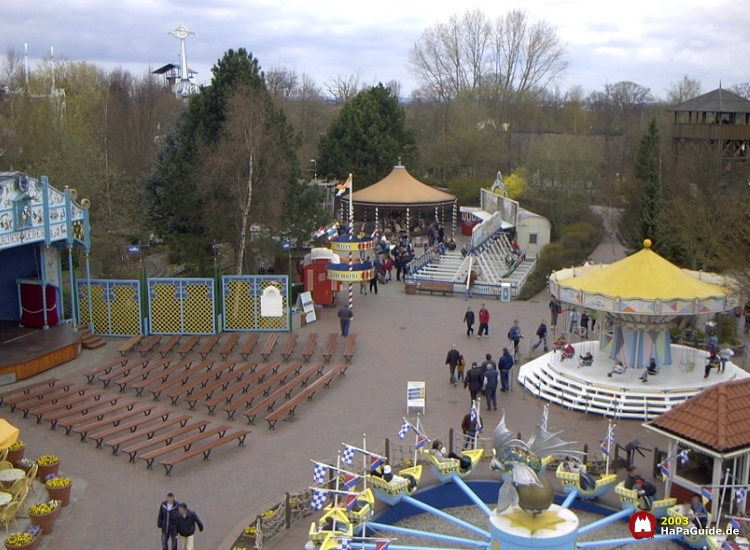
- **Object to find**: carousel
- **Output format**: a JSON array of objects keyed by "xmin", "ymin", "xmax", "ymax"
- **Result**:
[{"xmin": 519, "ymin": 240, "xmax": 748, "ymax": 420}]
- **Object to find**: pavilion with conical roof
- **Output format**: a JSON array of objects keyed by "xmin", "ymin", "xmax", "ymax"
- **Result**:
[{"xmin": 548, "ymin": 240, "xmax": 737, "ymax": 368}]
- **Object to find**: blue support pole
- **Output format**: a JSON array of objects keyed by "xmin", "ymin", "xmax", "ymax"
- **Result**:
[
  {"xmin": 366, "ymin": 522, "xmax": 487, "ymax": 548},
  {"xmin": 353, "ymin": 544, "xmax": 480, "ymax": 550},
  {"xmin": 39, "ymin": 246, "xmax": 49, "ymax": 329},
  {"xmin": 576, "ymin": 534, "xmax": 679, "ymax": 548},
  {"xmin": 450, "ymin": 474, "xmax": 493, "ymax": 517},
  {"xmin": 561, "ymin": 489, "xmax": 578, "ymax": 509},
  {"xmin": 401, "ymin": 495, "xmax": 491, "ymax": 540},
  {"xmin": 576, "ymin": 507, "xmax": 634, "ymax": 535}
]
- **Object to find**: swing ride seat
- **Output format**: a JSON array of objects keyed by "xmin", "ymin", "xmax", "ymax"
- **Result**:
[
  {"xmin": 308, "ymin": 508, "xmax": 353, "ymax": 544},
  {"xmin": 323, "ymin": 488, "xmax": 375, "ymax": 525},
  {"xmin": 615, "ymin": 481, "xmax": 676, "ymax": 518},
  {"xmin": 555, "ymin": 463, "xmax": 618, "ymax": 498},
  {"xmin": 421, "ymin": 449, "xmax": 484, "ymax": 482},
  {"xmin": 666, "ymin": 505, "xmax": 713, "ymax": 544},
  {"xmin": 365, "ymin": 465, "xmax": 422, "ymax": 506},
  {"xmin": 319, "ymin": 531, "xmax": 356, "ymax": 550}
]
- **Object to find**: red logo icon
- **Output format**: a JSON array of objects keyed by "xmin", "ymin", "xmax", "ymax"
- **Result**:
[{"xmin": 628, "ymin": 510, "xmax": 657, "ymax": 539}]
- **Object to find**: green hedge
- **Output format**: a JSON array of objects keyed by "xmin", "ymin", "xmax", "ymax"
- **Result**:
[{"xmin": 518, "ymin": 220, "xmax": 602, "ymax": 300}]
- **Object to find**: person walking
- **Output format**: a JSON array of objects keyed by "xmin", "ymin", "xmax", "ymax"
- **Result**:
[
  {"xmin": 532, "ymin": 320, "xmax": 548, "ymax": 353},
  {"xmin": 499, "ymin": 347, "xmax": 514, "ymax": 392},
  {"xmin": 157, "ymin": 492, "xmax": 179, "ymax": 550},
  {"xmin": 569, "ymin": 308, "xmax": 580, "ymax": 334},
  {"xmin": 461, "ymin": 412, "xmax": 478, "ymax": 449},
  {"xmin": 445, "ymin": 344, "xmax": 461, "ymax": 385},
  {"xmin": 590, "ymin": 309, "xmax": 598, "ymax": 332},
  {"xmin": 507, "ymin": 320, "xmax": 523, "ymax": 358},
  {"xmin": 463, "ymin": 362, "xmax": 484, "ymax": 404},
  {"xmin": 175, "ymin": 503, "xmax": 204, "ymax": 550},
  {"xmin": 337, "ymin": 306, "xmax": 353, "ymax": 337},
  {"xmin": 369, "ymin": 262, "xmax": 379, "ymax": 294},
  {"xmin": 478, "ymin": 304, "xmax": 490, "ymax": 338},
  {"xmin": 549, "ymin": 297, "xmax": 561, "ymax": 328},
  {"xmin": 480, "ymin": 353, "xmax": 496, "ymax": 374},
  {"xmin": 483, "ymin": 363, "xmax": 499, "ymax": 411},
  {"xmin": 463, "ymin": 307, "xmax": 475, "ymax": 337},
  {"xmin": 456, "ymin": 354, "xmax": 466, "ymax": 383}
]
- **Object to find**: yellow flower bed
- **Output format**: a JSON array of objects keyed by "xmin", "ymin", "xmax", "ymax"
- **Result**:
[
  {"xmin": 4, "ymin": 532, "xmax": 35, "ymax": 546},
  {"xmin": 244, "ymin": 525, "xmax": 257, "ymax": 536},
  {"xmin": 8, "ymin": 441, "xmax": 24, "ymax": 451},
  {"xmin": 46, "ymin": 477, "xmax": 71, "ymax": 489},
  {"xmin": 36, "ymin": 455, "xmax": 59, "ymax": 466},
  {"xmin": 261, "ymin": 509, "xmax": 275, "ymax": 518},
  {"xmin": 29, "ymin": 501, "xmax": 59, "ymax": 515}
]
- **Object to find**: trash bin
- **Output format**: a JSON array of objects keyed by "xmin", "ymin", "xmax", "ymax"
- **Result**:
[{"xmin": 405, "ymin": 282, "xmax": 417, "ymax": 295}]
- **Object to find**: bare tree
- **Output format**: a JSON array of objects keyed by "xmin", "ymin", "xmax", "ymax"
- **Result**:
[
  {"xmin": 666, "ymin": 75, "xmax": 702, "ymax": 105},
  {"xmin": 324, "ymin": 73, "xmax": 360, "ymax": 103},
  {"xmin": 729, "ymin": 82, "xmax": 750, "ymax": 100},
  {"xmin": 601, "ymin": 81, "xmax": 653, "ymax": 110},
  {"xmin": 265, "ymin": 66, "xmax": 299, "ymax": 100},
  {"xmin": 384, "ymin": 79, "xmax": 402, "ymax": 101}
]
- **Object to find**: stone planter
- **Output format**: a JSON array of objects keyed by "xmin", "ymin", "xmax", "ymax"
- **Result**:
[
  {"xmin": 3, "ymin": 534, "xmax": 41, "ymax": 550},
  {"xmin": 46, "ymin": 483, "xmax": 71, "ymax": 507},
  {"xmin": 29, "ymin": 506, "xmax": 60, "ymax": 535},
  {"xmin": 405, "ymin": 282, "xmax": 417, "ymax": 295},
  {"xmin": 36, "ymin": 461, "xmax": 59, "ymax": 481},
  {"xmin": 7, "ymin": 446, "xmax": 25, "ymax": 466}
]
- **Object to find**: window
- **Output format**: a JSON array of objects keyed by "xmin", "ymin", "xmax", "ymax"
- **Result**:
[{"xmin": 529, "ymin": 233, "xmax": 538, "ymax": 244}]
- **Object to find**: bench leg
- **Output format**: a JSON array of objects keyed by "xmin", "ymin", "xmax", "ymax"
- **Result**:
[
  {"xmin": 246, "ymin": 415, "xmax": 256, "ymax": 425},
  {"xmin": 267, "ymin": 419, "xmax": 277, "ymax": 429},
  {"xmin": 146, "ymin": 458, "xmax": 155, "ymax": 470},
  {"xmin": 238, "ymin": 434, "xmax": 247, "ymax": 446},
  {"xmin": 202, "ymin": 449, "xmax": 212, "ymax": 461}
]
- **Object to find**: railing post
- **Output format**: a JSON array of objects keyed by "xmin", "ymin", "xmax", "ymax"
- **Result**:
[
  {"xmin": 284, "ymin": 492, "xmax": 291, "ymax": 529},
  {"xmin": 385, "ymin": 438, "xmax": 391, "ymax": 465},
  {"xmin": 582, "ymin": 443, "xmax": 589, "ymax": 465},
  {"xmin": 448, "ymin": 427, "xmax": 454, "ymax": 455},
  {"xmin": 255, "ymin": 515, "xmax": 263, "ymax": 550}
]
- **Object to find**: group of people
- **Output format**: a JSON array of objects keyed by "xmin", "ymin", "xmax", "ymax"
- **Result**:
[
  {"xmin": 158, "ymin": 493, "xmax": 204, "ymax": 550},
  {"xmin": 461, "ymin": 305, "xmax": 528, "ymax": 357},
  {"xmin": 445, "ymin": 347, "xmax": 515, "ymax": 409}
]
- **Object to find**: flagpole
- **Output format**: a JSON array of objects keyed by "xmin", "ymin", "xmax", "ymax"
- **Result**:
[
  {"xmin": 363, "ymin": 433, "xmax": 368, "ymax": 491},
  {"xmin": 348, "ymin": 174, "xmax": 354, "ymax": 312},
  {"xmin": 334, "ymin": 452, "xmax": 342, "ymax": 530},
  {"xmin": 605, "ymin": 421, "xmax": 612, "ymax": 476},
  {"xmin": 716, "ymin": 468, "xmax": 732, "ymax": 528},
  {"xmin": 414, "ymin": 414, "xmax": 420, "ymax": 465},
  {"xmin": 475, "ymin": 398, "xmax": 481, "ymax": 451}
]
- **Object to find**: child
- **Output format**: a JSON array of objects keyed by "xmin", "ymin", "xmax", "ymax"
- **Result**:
[{"xmin": 456, "ymin": 355, "xmax": 466, "ymax": 382}]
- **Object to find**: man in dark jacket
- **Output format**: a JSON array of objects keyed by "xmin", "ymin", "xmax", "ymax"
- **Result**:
[
  {"xmin": 483, "ymin": 364, "xmax": 499, "ymax": 411},
  {"xmin": 532, "ymin": 320, "xmax": 548, "ymax": 353},
  {"xmin": 337, "ymin": 306, "xmax": 353, "ymax": 337},
  {"xmin": 463, "ymin": 307, "xmax": 475, "ymax": 337},
  {"xmin": 157, "ymin": 492, "xmax": 179, "ymax": 550},
  {"xmin": 464, "ymin": 362, "xmax": 484, "ymax": 404},
  {"xmin": 499, "ymin": 348, "xmax": 514, "ymax": 392},
  {"xmin": 480, "ymin": 353, "xmax": 496, "ymax": 374},
  {"xmin": 507, "ymin": 320, "xmax": 523, "ymax": 358},
  {"xmin": 445, "ymin": 344, "xmax": 461, "ymax": 385},
  {"xmin": 175, "ymin": 503, "xmax": 204, "ymax": 550}
]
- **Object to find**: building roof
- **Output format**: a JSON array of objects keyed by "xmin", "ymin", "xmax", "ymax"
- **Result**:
[
  {"xmin": 553, "ymin": 241, "xmax": 732, "ymax": 301},
  {"xmin": 349, "ymin": 165, "xmax": 455, "ymax": 207},
  {"xmin": 152, "ymin": 63, "xmax": 198, "ymax": 75},
  {"xmin": 651, "ymin": 379, "xmax": 750, "ymax": 453},
  {"xmin": 667, "ymin": 88, "xmax": 750, "ymax": 114}
]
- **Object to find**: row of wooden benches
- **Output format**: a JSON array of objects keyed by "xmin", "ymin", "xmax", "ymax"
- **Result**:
[
  {"xmin": 0, "ymin": 379, "xmax": 249, "ymax": 475},
  {"xmin": 118, "ymin": 332, "xmax": 358, "ymax": 364}
]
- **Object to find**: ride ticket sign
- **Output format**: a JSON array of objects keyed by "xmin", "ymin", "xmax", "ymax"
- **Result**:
[{"xmin": 628, "ymin": 510, "xmax": 741, "ymax": 539}]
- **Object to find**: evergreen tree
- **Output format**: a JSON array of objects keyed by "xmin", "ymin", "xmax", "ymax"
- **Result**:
[
  {"xmin": 317, "ymin": 84, "xmax": 418, "ymax": 188},
  {"xmin": 618, "ymin": 117, "xmax": 664, "ymax": 252}
]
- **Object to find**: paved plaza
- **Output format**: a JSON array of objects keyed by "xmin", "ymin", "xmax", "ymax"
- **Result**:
[{"xmin": 8, "ymin": 243, "xmax": 748, "ymax": 550}]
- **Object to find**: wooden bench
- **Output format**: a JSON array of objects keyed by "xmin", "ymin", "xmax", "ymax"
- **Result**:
[
  {"xmin": 83, "ymin": 358, "xmax": 128, "ymax": 384},
  {"xmin": 0, "ymin": 378, "xmax": 59, "ymax": 407},
  {"xmin": 118, "ymin": 335, "xmax": 142, "ymax": 356},
  {"xmin": 5, "ymin": 380, "xmax": 68, "ymax": 411},
  {"xmin": 99, "ymin": 358, "xmax": 149, "ymax": 388},
  {"xmin": 67, "ymin": 402, "xmax": 150, "ymax": 439},
  {"xmin": 56, "ymin": 398, "xmax": 137, "ymax": 433},
  {"xmin": 301, "ymin": 333, "xmax": 318, "ymax": 362},
  {"xmin": 168, "ymin": 362, "xmax": 235, "ymax": 407},
  {"xmin": 243, "ymin": 364, "xmax": 321, "ymax": 425},
  {"xmin": 16, "ymin": 383, "xmax": 89, "ymax": 417},
  {"xmin": 222, "ymin": 362, "xmax": 287, "ymax": 420},
  {"xmin": 115, "ymin": 359, "xmax": 171, "ymax": 392},
  {"xmin": 131, "ymin": 360, "xmax": 192, "ymax": 397},
  {"xmin": 265, "ymin": 363, "xmax": 349, "ymax": 429},
  {"xmin": 150, "ymin": 361, "xmax": 210, "ymax": 401},
  {"xmin": 280, "ymin": 333, "xmax": 299, "ymax": 362},
  {"xmin": 103, "ymin": 414, "xmax": 191, "ymax": 453},
  {"xmin": 137, "ymin": 335, "xmax": 162, "ymax": 357},
  {"xmin": 260, "ymin": 334, "xmax": 280, "ymax": 361},
  {"xmin": 159, "ymin": 430, "xmax": 250, "ymax": 476},
  {"xmin": 416, "ymin": 281, "xmax": 454, "ymax": 295},
  {"xmin": 139, "ymin": 425, "xmax": 230, "ymax": 469},
  {"xmin": 199, "ymin": 335, "xmax": 221, "ymax": 360},
  {"xmin": 200, "ymin": 362, "xmax": 259, "ymax": 415},
  {"xmin": 343, "ymin": 334, "xmax": 357, "ymax": 363},
  {"xmin": 42, "ymin": 392, "xmax": 115, "ymax": 428},
  {"xmin": 178, "ymin": 335, "xmax": 201, "ymax": 359},
  {"xmin": 156, "ymin": 335, "xmax": 181, "ymax": 358},
  {"xmin": 219, "ymin": 334, "xmax": 240, "ymax": 360},
  {"xmin": 123, "ymin": 420, "xmax": 210, "ymax": 462},
  {"xmin": 184, "ymin": 362, "xmax": 237, "ymax": 410},
  {"xmin": 322, "ymin": 333, "xmax": 338, "ymax": 363},
  {"xmin": 239, "ymin": 334, "xmax": 260, "ymax": 360}
]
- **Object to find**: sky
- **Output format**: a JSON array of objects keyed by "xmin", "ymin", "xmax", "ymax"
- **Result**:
[{"xmin": 2, "ymin": 0, "xmax": 749, "ymax": 99}]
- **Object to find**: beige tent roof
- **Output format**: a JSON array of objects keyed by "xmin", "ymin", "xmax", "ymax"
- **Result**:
[{"xmin": 349, "ymin": 165, "xmax": 455, "ymax": 207}]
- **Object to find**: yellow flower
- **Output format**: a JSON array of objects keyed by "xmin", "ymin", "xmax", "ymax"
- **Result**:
[
  {"xmin": 36, "ymin": 455, "xmax": 59, "ymax": 466},
  {"xmin": 261, "ymin": 509, "xmax": 275, "ymax": 518},
  {"xmin": 5, "ymin": 533, "xmax": 35, "ymax": 546},
  {"xmin": 29, "ymin": 500, "xmax": 59, "ymax": 515},
  {"xmin": 8, "ymin": 441, "xmax": 24, "ymax": 451},
  {"xmin": 244, "ymin": 525, "xmax": 257, "ymax": 536},
  {"xmin": 46, "ymin": 477, "xmax": 71, "ymax": 489}
]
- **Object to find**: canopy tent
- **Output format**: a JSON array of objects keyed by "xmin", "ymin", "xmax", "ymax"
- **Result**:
[
  {"xmin": 0, "ymin": 419, "xmax": 19, "ymax": 450},
  {"xmin": 349, "ymin": 165, "xmax": 455, "ymax": 208}
]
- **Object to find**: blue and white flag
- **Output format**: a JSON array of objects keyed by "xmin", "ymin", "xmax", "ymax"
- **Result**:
[
  {"xmin": 736, "ymin": 487, "xmax": 747, "ymax": 507},
  {"xmin": 313, "ymin": 462, "xmax": 328, "ymax": 484},
  {"xmin": 336, "ymin": 537, "xmax": 352, "ymax": 550},
  {"xmin": 342, "ymin": 445, "xmax": 356, "ymax": 466},
  {"xmin": 398, "ymin": 419, "xmax": 410, "ymax": 440},
  {"xmin": 679, "ymin": 449, "xmax": 690, "ymax": 466},
  {"xmin": 601, "ymin": 425, "xmax": 615, "ymax": 457},
  {"xmin": 310, "ymin": 489, "xmax": 327, "ymax": 510},
  {"xmin": 470, "ymin": 401, "xmax": 483, "ymax": 434},
  {"xmin": 660, "ymin": 462, "xmax": 670, "ymax": 480}
]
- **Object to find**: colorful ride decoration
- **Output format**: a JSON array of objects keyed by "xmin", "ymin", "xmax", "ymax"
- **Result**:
[
  {"xmin": 365, "ymin": 465, "xmax": 422, "ymax": 507},
  {"xmin": 614, "ymin": 481, "xmax": 677, "ymax": 519},
  {"xmin": 325, "ymin": 263, "xmax": 376, "ymax": 283},
  {"xmin": 555, "ymin": 462, "xmax": 618, "ymax": 499},
  {"xmin": 549, "ymin": 239, "xmax": 738, "ymax": 368}
]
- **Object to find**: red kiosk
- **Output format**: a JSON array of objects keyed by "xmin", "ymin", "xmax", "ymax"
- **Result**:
[{"xmin": 303, "ymin": 248, "xmax": 341, "ymax": 306}]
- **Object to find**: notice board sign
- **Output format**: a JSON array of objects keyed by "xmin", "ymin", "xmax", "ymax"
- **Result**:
[
  {"xmin": 407, "ymin": 381, "xmax": 426, "ymax": 413},
  {"xmin": 298, "ymin": 291, "xmax": 314, "ymax": 313}
]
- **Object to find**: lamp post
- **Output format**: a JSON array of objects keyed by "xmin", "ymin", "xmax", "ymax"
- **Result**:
[
  {"xmin": 282, "ymin": 240, "xmax": 293, "ymax": 316},
  {"xmin": 310, "ymin": 159, "xmax": 317, "ymax": 180}
]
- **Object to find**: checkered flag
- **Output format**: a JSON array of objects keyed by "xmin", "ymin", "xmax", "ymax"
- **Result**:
[
  {"xmin": 342, "ymin": 445, "xmax": 356, "ymax": 466},
  {"xmin": 336, "ymin": 537, "xmax": 352, "ymax": 550},
  {"xmin": 310, "ymin": 489, "xmax": 327, "ymax": 510},
  {"xmin": 679, "ymin": 450, "xmax": 690, "ymax": 466},
  {"xmin": 736, "ymin": 487, "xmax": 747, "ymax": 507},
  {"xmin": 313, "ymin": 462, "xmax": 328, "ymax": 484},
  {"xmin": 398, "ymin": 419, "xmax": 410, "ymax": 440}
]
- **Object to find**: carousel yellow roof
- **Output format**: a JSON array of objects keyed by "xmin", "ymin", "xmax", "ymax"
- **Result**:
[{"xmin": 555, "ymin": 241, "xmax": 732, "ymax": 301}]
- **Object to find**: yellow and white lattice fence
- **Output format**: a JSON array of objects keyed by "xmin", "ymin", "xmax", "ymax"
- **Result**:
[
  {"xmin": 147, "ymin": 278, "xmax": 216, "ymax": 335},
  {"xmin": 222, "ymin": 275, "xmax": 289, "ymax": 332},
  {"xmin": 77, "ymin": 280, "xmax": 143, "ymax": 336}
]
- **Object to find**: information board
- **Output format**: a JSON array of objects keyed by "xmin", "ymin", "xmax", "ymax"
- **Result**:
[{"xmin": 407, "ymin": 381, "xmax": 426, "ymax": 413}]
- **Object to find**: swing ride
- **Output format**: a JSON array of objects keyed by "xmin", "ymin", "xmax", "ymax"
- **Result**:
[{"xmin": 520, "ymin": 239, "xmax": 748, "ymax": 419}]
